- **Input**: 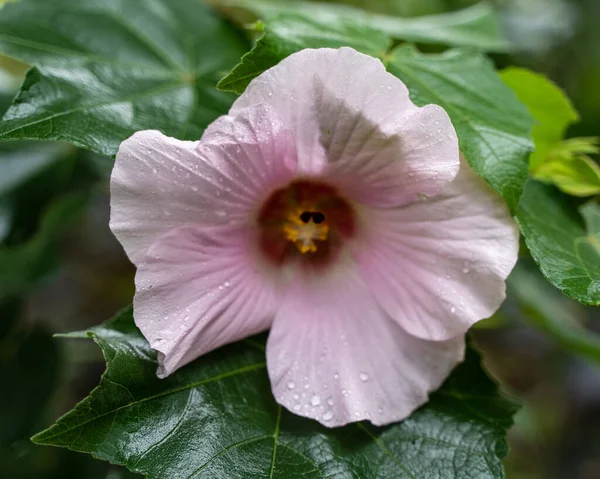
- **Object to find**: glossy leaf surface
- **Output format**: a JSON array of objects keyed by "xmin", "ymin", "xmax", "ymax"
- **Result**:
[
  {"xmin": 215, "ymin": 0, "xmax": 510, "ymax": 51},
  {"xmin": 34, "ymin": 308, "xmax": 518, "ymax": 479},
  {"xmin": 516, "ymin": 180, "xmax": 600, "ymax": 305},
  {"xmin": 0, "ymin": 0, "xmax": 247, "ymax": 156}
]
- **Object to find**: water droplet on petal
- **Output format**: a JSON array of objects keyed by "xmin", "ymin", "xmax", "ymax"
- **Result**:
[
  {"xmin": 286, "ymin": 381, "xmax": 295, "ymax": 390},
  {"xmin": 462, "ymin": 268, "xmax": 470, "ymax": 274},
  {"xmin": 322, "ymin": 410, "xmax": 334, "ymax": 421},
  {"xmin": 450, "ymin": 306, "xmax": 457, "ymax": 313},
  {"xmin": 310, "ymin": 394, "xmax": 321, "ymax": 406},
  {"xmin": 360, "ymin": 372, "xmax": 369, "ymax": 382},
  {"xmin": 293, "ymin": 404, "xmax": 301, "ymax": 411}
]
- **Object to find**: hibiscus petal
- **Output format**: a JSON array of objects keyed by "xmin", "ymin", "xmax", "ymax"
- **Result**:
[
  {"xmin": 134, "ymin": 225, "xmax": 281, "ymax": 378},
  {"xmin": 231, "ymin": 47, "xmax": 459, "ymax": 206},
  {"xmin": 266, "ymin": 262, "xmax": 464, "ymax": 427},
  {"xmin": 110, "ymin": 103, "xmax": 297, "ymax": 263},
  {"xmin": 354, "ymin": 159, "xmax": 519, "ymax": 341}
]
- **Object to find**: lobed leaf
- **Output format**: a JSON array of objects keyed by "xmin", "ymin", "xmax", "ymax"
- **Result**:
[
  {"xmin": 516, "ymin": 180, "xmax": 600, "ymax": 305},
  {"xmin": 213, "ymin": 0, "xmax": 510, "ymax": 51},
  {"xmin": 34, "ymin": 307, "xmax": 519, "ymax": 479},
  {"xmin": 217, "ymin": 14, "xmax": 391, "ymax": 93},
  {"xmin": 0, "ymin": 0, "xmax": 248, "ymax": 157}
]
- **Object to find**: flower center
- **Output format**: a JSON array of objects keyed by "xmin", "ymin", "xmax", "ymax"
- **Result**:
[
  {"xmin": 283, "ymin": 209, "xmax": 329, "ymax": 254},
  {"xmin": 257, "ymin": 180, "xmax": 355, "ymax": 265}
]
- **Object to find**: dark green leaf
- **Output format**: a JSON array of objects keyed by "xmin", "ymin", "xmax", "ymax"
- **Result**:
[
  {"xmin": 387, "ymin": 46, "xmax": 534, "ymax": 212},
  {"xmin": 35, "ymin": 307, "xmax": 518, "ymax": 479},
  {"xmin": 516, "ymin": 180, "xmax": 600, "ymax": 305},
  {"xmin": 508, "ymin": 262, "xmax": 600, "ymax": 365},
  {"xmin": 0, "ymin": 324, "xmax": 59, "ymax": 444},
  {"xmin": 0, "ymin": 0, "xmax": 247, "ymax": 156},
  {"xmin": 218, "ymin": 13, "xmax": 391, "ymax": 93},
  {"xmin": 215, "ymin": 0, "xmax": 510, "ymax": 51},
  {"xmin": 0, "ymin": 142, "xmax": 69, "ymax": 196},
  {"xmin": 0, "ymin": 198, "xmax": 12, "ymax": 242},
  {"xmin": 0, "ymin": 192, "xmax": 88, "ymax": 299}
]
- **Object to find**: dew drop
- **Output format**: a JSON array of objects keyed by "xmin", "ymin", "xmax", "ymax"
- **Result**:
[
  {"xmin": 293, "ymin": 404, "xmax": 301, "ymax": 411},
  {"xmin": 360, "ymin": 372, "xmax": 369, "ymax": 382},
  {"xmin": 322, "ymin": 410, "xmax": 334, "ymax": 421},
  {"xmin": 310, "ymin": 394, "xmax": 321, "ymax": 406},
  {"xmin": 286, "ymin": 381, "xmax": 295, "ymax": 390},
  {"xmin": 293, "ymin": 393, "xmax": 299, "ymax": 400},
  {"xmin": 224, "ymin": 281, "xmax": 231, "ymax": 287},
  {"xmin": 450, "ymin": 306, "xmax": 457, "ymax": 313},
  {"xmin": 462, "ymin": 267, "xmax": 470, "ymax": 274},
  {"xmin": 327, "ymin": 397, "xmax": 334, "ymax": 406}
]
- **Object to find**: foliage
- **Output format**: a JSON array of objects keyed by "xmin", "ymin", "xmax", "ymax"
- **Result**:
[
  {"xmin": 516, "ymin": 181, "xmax": 600, "ymax": 305},
  {"xmin": 34, "ymin": 308, "xmax": 518, "ymax": 479},
  {"xmin": 502, "ymin": 67, "xmax": 600, "ymax": 197},
  {"xmin": 213, "ymin": 0, "xmax": 510, "ymax": 51},
  {"xmin": 0, "ymin": 0, "xmax": 599, "ymax": 477},
  {"xmin": 0, "ymin": 0, "xmax": 248, "ymax": 157}
]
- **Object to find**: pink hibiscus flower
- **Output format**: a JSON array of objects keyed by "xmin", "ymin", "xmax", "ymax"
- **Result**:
[{"xmin": 110, "ymin": 47, "xmax": 518, "ymax": 427}]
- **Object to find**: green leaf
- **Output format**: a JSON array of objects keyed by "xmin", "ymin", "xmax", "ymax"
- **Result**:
[
  {"xmin": 218, "ymin": 13, "xmax": 391, "ymax": 93},
  {"xmin": 516, "ymin": 180, "xmax": 600, "ymax": 305},
  {"xmin": 501, "ymin": 67, "xmax": 600, "ymax": 197},
  {"xmin": 534, "ymin": 138, "xmax": 600, "ymax": 197},
  {"xmin": 387, "ymin": 46, "xmax": 534, "ymax": 212},
  {"xmin": 0, "ymin": 323, "xmax": 59, "ymax": 444},
  {"xmin": 34, "ymin": 308, "xmax": 518, "ymax": 479},
  {"xmin": 0, "ymin": 198, "xmax": 12, "ymax": 242},
  {"xmin": 0, "ymin": 142, "xmax": 69, "ymax": 196},
  {"xmin": 215, "ymin": 0, "xmax": 510, "ymax": 51},
  {"xmin": 501, "ymin": 67, "xmax": 578, "ymax": 170},
  {"xmin": 0, "ymin": 192, "xmax": 88, "ymax": 299},
  {"xmin": 508, "ymin": 262, "xmax": 600, "ymax": 366},
  {"xmin": 0, "ymin": 0, "xmax": 248, "ymax": 157}
]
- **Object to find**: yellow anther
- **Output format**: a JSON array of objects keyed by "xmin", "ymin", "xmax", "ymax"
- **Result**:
[{"xmin": 283, "ymin": 208, "xmax": 329, "ymax": 254}]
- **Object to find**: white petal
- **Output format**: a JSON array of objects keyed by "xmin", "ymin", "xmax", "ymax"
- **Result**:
[
  {"xmin": 266, "ymin": 261, "xmax": 464, "ymax": 427},
  {"xmin": 232, "ymin": 47, "xmax": 459, "ymax": 207},
  {"xmin": 110, "ymin": 104, "xmax": 296, "ymax": 263},
  {"xmin": 354, "ymin": 159, "xmax": 519, "ymax": 341},
  {"xmin": 134, "ymin": 225, "xmax": 281, "ymax": 378}
]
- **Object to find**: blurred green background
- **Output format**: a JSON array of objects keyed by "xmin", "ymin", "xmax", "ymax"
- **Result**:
[{"xmin": 1, "ymin": 0, "xmax": 599, "ymax": 478}]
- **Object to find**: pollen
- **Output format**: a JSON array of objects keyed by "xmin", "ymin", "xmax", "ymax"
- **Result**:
[{"xmin": 283, "ymin": 208, "xmax": 329, "ymax": 254}]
